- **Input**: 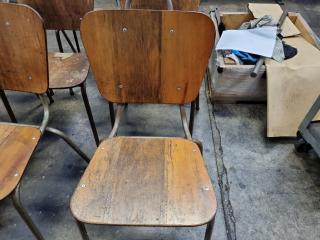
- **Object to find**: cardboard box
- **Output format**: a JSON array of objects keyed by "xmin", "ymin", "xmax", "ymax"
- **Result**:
[{"xmin": 210, "ymin": 11, "xmax": 320, "ymax": 103}]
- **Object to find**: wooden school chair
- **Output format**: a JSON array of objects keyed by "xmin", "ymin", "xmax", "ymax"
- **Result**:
[
  {"xmin": 0, "ymin": 3, "xmax": 90, "ymax": 239},
  {"xmin": 118, "ymin": 0, "xmax": 202, "ymax": 135},
  {"xmin": 70, "ymin": 9, "xmax": 217, "ymax": 240},
  {"xmin": 8, "ymin": 0, "xmax": 101, "ymax": 146},
  {"xmin": 118, "ymin": 0, "xmax": 200, "ymax": 10}
]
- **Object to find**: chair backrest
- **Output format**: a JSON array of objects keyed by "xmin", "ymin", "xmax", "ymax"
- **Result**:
[
  {"xmin": 0, "ymin": 3, "xmax": 48, "ymax": 94},
  {"xmin": 81, "ymin": 10, "xmax": 214, "ymax": 104},
  {"xmin": 119, "ymin": 0, "xmax": 200, "ymax": 11},
  {"xmin": 17, "ymin": 0, "xmax": 94, "ymax": 30}
]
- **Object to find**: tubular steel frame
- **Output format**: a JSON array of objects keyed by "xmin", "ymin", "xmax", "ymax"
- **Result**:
[
  {"xmin": 0, "ymin": 90, "xmax": 17, "ymax": 123},
  {"xmin": 74, "ymin": 104, "xmax": 213, "ymax": 240},
  {"xmin": 1, "ymin": 93, "xmax": 90, "ymax": 239}
]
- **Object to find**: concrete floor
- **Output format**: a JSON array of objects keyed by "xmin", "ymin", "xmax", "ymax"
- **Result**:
[{"xmin": 0, "ymin": 0, "xmax": 320, "ymax": 240}]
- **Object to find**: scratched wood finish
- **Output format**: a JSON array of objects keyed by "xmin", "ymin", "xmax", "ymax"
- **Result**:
[
  {"xmin": 119, "ymin": 0, "xmax": 200, "ymax": 10},
  {"xmin": 0, "ymin": 3, "xmax": 48, "ymax": 94},
  {"xmin": 71, "ymin": 137, "xmax": 216, "ymax": 226},
  {"xmin": 17, "ymin": 0, "xmax": 94, "ymax": 30},
  {"xmin": 0, "ymin": 124, "xmax": 40, "ymax": 200},
  {"xmin": 48, "ymin": 53, "xmax": 89, "ymax": 89},
  {"xmin": 81, "ymin": 10, "xmax": 214, "ymax": 104}
]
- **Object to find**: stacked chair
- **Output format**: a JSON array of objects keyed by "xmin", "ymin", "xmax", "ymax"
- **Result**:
[
  {"xmin": 0, "ymin": 3, "xmax": 90, "ymax": 239},
  {"xmin": 119, "ymin": 0, "xmax": 202, "ymax": 135},
  {"xmin": 0, "ymin": 1, "xmax": 217, "ymax": 239},
  {"xmin": 4, "ymin": 0, "xmax": 102, "ymax": 146}
]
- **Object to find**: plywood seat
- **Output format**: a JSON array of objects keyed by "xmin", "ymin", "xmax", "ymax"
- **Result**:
[
  {"xmin": 0, "ymin": 124, "xmax": 40, "ymax": 201},
  {"xmin": 71, "ymin": 137, "xmax": 217, "ymax": 226},
  {"xmin": 48, "ymin": 53, "xmax": 89, "ymax": 89}
]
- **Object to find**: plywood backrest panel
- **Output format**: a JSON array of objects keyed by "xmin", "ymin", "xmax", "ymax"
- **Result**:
[
  {"xmin": 119, "ymin": 0, "xmax": 200, "ymax": 11},
  {"xmin": 81, "ymin": 10, "xmax": 214, "ymax": 104},
  {"xmin": 17, "ymin": 0, "xmax": 94, "ymax": 30},
  {"xmin": 0, "ymin": 3, "xmax": 48, "ymax": 94}
]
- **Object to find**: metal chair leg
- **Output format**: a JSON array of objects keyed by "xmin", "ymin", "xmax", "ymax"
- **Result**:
[
  {"xmin": 75, "ymin": 219, "xmax": 90, "ymax": 240},
  {"xmin": 73, "ymin": 30, "xmax": 81, "ymax": 53},
  {"xmin": 80, "ymin": 83, "xmax": 100, "ymax": 146},
  {"xmin": 0, "ymin": 90, "xmax": 17, "ymax": 123},
  {"xmin": 11, "ymin": 184, "xmax": 45, "ymax": 240},
  {"xmin": 196, "ymin": 94, "xmax": 200, "ymax": 111},
  {"xmin": 46, "ymin": 90, "xmax": 54, "ymax": 104},
  {"xmin": 61, "ymin": 30, "xmax": 77, "ymax": 53},
  {"xmin": 193, "ymin": 139, "xmax": 203, "ymax": 155},
  {"xmin": 55, "ymin": 30, "xmax": 64, "ymax": 53},
  {"xmin": 45, "ymin": 127, "xmax": 90, "ymax": 163},
  {"xmin": 204, "ymin": 217, "xmax": 215, "ymax": 240},
  {"xmin": 69, "ymin": 88, "xmax": 75, "ymax": 96},
  {"xmin": 189, "ymin": 101, "xmax": 196, "ymax": 136},
  {"xmin": 109, "ymin": 102, "xmax": 115, "ymax": 127}
]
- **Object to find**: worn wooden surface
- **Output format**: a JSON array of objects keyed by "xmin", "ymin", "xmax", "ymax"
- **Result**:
[
  {"xmin": 119, "ymin": 0, "xmax": 200, "ymax": 10},
  {"xmin": 17, "ymin": 0, "xmax": 94, "ymax": 30},
  {"xmin": 71, "ymin": 137, "xmax": 216, "ymax": 226},
  {"xmin": 0, "ymin": 3, "xmax": 48, "ymax": 94},
  {"xmin": 49, "ymin": 53, "xmax": 89, "ymax": 89},
  {"xmin": 81, "ymin": 10, "xmax": 214, "ymax": 104},
  {"xmin": 0, "ymin": 124, "xmax": 40, "ymax": 200}
]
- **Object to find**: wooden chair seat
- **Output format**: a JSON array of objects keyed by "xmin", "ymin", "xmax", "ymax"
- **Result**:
[
  {"xmin": 71, "ymin": 137, "xmax": 216, "ymax": 226},
  {"xmin": 48, "ymin": 53, "xmax": 89, "ymax": 89},
  {"xmin": 0, "ymin": 124, "xmax": 41, "ymax": 200}
]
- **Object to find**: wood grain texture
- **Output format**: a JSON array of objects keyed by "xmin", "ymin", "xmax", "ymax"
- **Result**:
[
  {"xmin": 81, "ymin": 10, "xmax": 214, "ymax": 104},
  {"xmin": 0, "ymin": 124, "xmax": 40, "ymax": 200},
  {"xmin": 119, "ymin": 0, "xmax": 200, "ymax": 10},
  {"xmin": 71, "ymin": 137, "xmax": 216, "ymax": 226},
  {"xmin": 17, "ymin": 0, "xmax": 94, "ymax": 30},
  {"xmin": 48, "ymin": 53, "xmax": 89, "ymax": 89},
  {"xmin": 0, "ymin": 3, "xmax": 48, "ymax": 94}
]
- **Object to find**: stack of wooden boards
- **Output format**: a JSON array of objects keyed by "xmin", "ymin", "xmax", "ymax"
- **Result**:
[{"xmin": 211, "ymin": 3, "xmax": 320, "ymax": 137}]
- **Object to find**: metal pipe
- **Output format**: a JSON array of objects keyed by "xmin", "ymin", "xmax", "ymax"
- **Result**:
[
  {"xmin": 108, "ymin": 104, "xmax": 125, "ymax": 138},
  {"xmin": 55, "ymin": 30, "xmax": 64, "ymax": 53},
  {"xmin": 11, "ymin": 184, "xmax": 45, "ymax": 240},
  {"xmin": 45, "ymin": 127, "xmax": 90, "ymax": 163},
  {"xmin": 109, "ymin": 102, "xmax": 115, "ymax": 127},
  {"xmin": 61, "ymin": 30, "xmax": 77, "ymax": 53},
  {"xmin": 204, "ymin": 217, "xmax": 215, "ymax": 240},
  {"xmin": 251, "ymin": 7, "xmax": 288, "ymax": 78},
  {"xmin": 0, "ymin": 120, "xmax": 91, "ymax": 163},
  {"xmin": 80, "ymin": 83, "xmax": 100, "ymax": 146},
  {"xmin": 167, "ymin": 0, "xmax": 173, "ymax": 10},
  {"xmin": 124, "ymin": 0, "xmax": 131, "ymax": 9},
  {"xmin": 179, "ymin": 105, "xmax": 192, "ymax": 140},
  {"xmin": 196, "ymin": 94, "xmax": 200, "ymax": 111},
  {"xmin": 46, "ymin": 90, "xmax": 54, "ymax": 104},
  {"xmin": 0, "ymin": 89, "xmax": 17, "ymax": 123},
  {"xmin": 73, "ymin": 30, "xmax": 81, "ymax": 53},
  {"xmin": 38, "ymin": 94, "xmax": 50, "ymax": 135},
  {"xmin": 75, "ymin": 220, "xmax": 90, "ymax": 240},
  {"xmin": 250, "ymin": 57, "xmax": 265, "ymax": 78},
  {"xmin": 189, "ymin": 101, "xmax": 196, "ymax": 136}
]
